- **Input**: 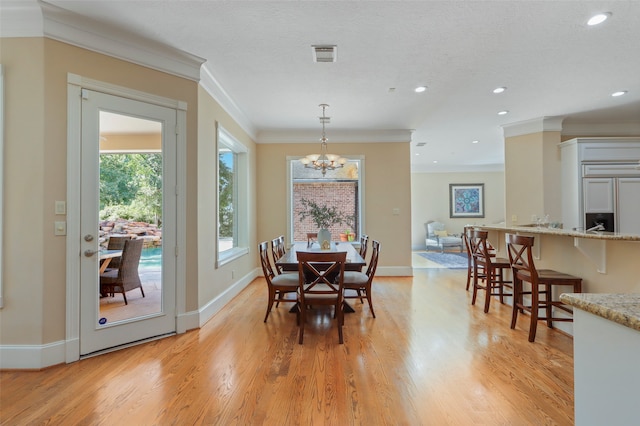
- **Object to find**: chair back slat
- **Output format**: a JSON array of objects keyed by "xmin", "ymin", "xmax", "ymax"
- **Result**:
[
  {"xmin": 365, "ymin": 240, "xmax": 380, "ymax": 278},
  {"xmin": 296, "ymin": 251, "xmax": 346, "ymax": 295},
  {"xmin": 260, "ymin": 241, "xmax": 276, "ymax": 281},
  {"xmin": 505, "ymin": 233, "xmax": 538, "ymax": 282}
]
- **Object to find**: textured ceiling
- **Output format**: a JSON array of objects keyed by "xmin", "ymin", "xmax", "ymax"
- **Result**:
[{"xmin": 15, "ymin": 1, "xmax": 640, "ymax": 171}]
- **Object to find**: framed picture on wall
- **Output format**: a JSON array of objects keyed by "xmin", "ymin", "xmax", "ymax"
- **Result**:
[{"xmin": 449, "ymin": 183, "xmax": 484, "ymax": 218}]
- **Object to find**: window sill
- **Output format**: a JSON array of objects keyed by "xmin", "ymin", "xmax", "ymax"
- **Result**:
[{"xmin": 217, "ymin": 246, "xmax": 249, "ymax": 268}]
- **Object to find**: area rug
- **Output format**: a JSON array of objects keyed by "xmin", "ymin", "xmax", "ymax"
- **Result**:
[{"xmin": 418, "ymin": 252, "xmax": 468, "ymax": 269}]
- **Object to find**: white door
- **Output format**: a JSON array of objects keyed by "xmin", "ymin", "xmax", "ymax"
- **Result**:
[
  {"xmin": 617, "ymin": 178, "xmax": 640, "ymax": 234},
  {"xmin": 80, "ymin": 89, "xmax": 176, "ymax": 356}
]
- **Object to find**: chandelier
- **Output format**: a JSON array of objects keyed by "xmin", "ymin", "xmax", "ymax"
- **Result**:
[{"xmin": 300, "ymin": 104, "xmax": 347, "ymax": 176}]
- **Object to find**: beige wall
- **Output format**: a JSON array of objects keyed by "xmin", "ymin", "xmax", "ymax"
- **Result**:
[
  {"xmin": 504, "ymin": 131, "xmax": 563, "ymax": 227},
  {"xmin": 197, "ymin": 85, "xmax": 257, "ymax": 306},
  {"xmin": 410, "ymin": 171, "xmax": 506, "ymax": 249},
  {"xmin": 256, "ymin": 142, "xmax": 413, "ymax": 271},
  {"xmin": 0, "ymin": 37, "xmax": 258, "ymax": 348}
]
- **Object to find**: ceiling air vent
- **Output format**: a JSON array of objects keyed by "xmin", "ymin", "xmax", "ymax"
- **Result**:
[
  {"xmin": 416, "ymin": 142, "xmax": 427, "ymax": 147},
  {"xmin": 312, "ymin": 45, "xmax": 337, "ymax": 63}
]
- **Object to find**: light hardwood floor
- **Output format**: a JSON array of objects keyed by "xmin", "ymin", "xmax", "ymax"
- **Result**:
[{"xmin": 0, "ymin": 268, "xmax": 574, "ymax": 425}]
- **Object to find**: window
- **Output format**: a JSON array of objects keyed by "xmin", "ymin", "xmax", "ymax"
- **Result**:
[
  {"xmin": 217, "ymin": 124, "xmax": 248, "ymax": 266},
  {"xmin": 288, "ymin": 156, "xmax": 364, "ymax": 244}
]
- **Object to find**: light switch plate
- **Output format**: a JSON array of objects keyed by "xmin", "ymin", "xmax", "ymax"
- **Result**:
[
  {"xmin": 54, "ymin": 221, "xmax": 67, "ymax": 236},
  {"xmin": 55, "ymin": 200, "xmax": 66, "ymax": 215}
]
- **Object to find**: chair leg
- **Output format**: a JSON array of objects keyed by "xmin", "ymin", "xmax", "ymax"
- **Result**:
[
  {"xmin": 337, "ymin": 303, "xmax": 344, "ymax": 344},
  {"xmin": 139, "ymin": 285, "xmax": 145, "ymax": 298},
  {"xmin": 528, "ymin": 286, "xmax": 539, "ymax": 342},
  {"xmin": 298, "ymin": 306, "xmax": 305, "ymax": 344},
  {"xmin": 365, "ymin": 288, "xmax": 376, "ymax": 318},
  {"xmin": 122, "ymin": 290, "xmax": 128, "ymax": 305},
  {"xmin": 545, "ymin": 284, "xmax": 553, "ymax": 329},
  {"xmin": 471, "ymin": 265, "xmax": 479, "ymax": 306},
  {"xmin": 483, "ymin": 266, "xmax": 493, "ymax": 313},
  {"xmin": 264, "ymin": 289, "xmax": 275, "ymax": 322},
  {"xmin": 511, "ymin": 278, "xmax": 521, "ymax": 329}
]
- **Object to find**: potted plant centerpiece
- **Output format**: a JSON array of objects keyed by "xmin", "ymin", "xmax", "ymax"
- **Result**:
[{"xmin": 298, "ymin": 198, "xmax": 346, "ymax": 248}]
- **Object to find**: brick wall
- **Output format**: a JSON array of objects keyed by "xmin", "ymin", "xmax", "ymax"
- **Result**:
[{"xmin": 293, "ymin": 182, "xmax": 358, "ymax": 241}]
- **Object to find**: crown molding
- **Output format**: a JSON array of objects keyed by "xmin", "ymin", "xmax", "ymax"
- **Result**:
[
  {"xmin": 0, "ymin": 0, "xmax": 43, "ymax": 37},
  {"xmin": 1, "ymin": 1, "xmax": 206, "ymax": 81},
  {"xmin": 501, "ymin": 116, "xmax": 565, "ymax": 138},
  {"xmin": 199, "ymin": 65, "xmax": 257, "ymax": 141},
  {"xmin": 256, "ymin": 129, "xmax": 413, "ymax": 144}
]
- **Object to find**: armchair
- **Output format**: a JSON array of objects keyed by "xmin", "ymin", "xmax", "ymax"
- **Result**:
[{"xmin": 425, "ymin": 221, "xmax": 463, "ymax": 253}]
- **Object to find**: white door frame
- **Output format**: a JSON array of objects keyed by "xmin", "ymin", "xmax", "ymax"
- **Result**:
[{"xmin": 65, "ymin": 74, "xmax": 187, "ymax": 363}]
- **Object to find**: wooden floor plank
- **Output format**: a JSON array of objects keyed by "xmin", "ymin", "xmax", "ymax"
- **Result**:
[{"xmin": 0, "ymin": 268, "xmax": 574, "ymax": 425}]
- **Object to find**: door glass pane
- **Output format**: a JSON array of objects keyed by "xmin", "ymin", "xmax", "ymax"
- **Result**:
[{"xmin": 98, "ymin": 111, "xmax": 162, "ymax": 324}]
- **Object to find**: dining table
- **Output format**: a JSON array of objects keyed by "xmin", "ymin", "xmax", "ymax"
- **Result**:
[
  {"xmin": 276, "ymin": 241, "xmax": 366, "ymax": 271},
  {"xmin": 275, "ymin": 241, "xmax": 366, "ymax": 313}
]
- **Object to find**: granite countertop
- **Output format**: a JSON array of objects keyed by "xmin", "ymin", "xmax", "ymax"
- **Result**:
[
  {"xmin": 478, "ymin": 224, "xmax": 640, "ymax": 242},
  {"xmin": 560, "ymin": 293, "xmax": 640, "ymax": 332}
]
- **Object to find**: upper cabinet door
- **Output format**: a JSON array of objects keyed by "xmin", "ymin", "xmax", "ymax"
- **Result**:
[{"xmin": 583, "ymin": 178, "xmax": 614, "ymax": 213}]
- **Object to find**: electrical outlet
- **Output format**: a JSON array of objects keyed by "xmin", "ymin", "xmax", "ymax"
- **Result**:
[
  {"xmin": 231, "ymin": 270, "xmax": 235, "ymax": 279},
  {"xmin": 511, "ymin": 215, "xmax": 518, "ymax": 222}
]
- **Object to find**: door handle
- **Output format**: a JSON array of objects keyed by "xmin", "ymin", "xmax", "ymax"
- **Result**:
[{"xmin": 84, "ymin": 249, "xmax": 98, "ymax": 257}]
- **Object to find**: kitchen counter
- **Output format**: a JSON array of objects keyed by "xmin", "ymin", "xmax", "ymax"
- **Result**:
[
  {"xmin": 560, "ymin": 293, "xmax": 640, "ymax": 332},
  {"xmin": 477, "ymin": 223, "xmax": 640, "ymax": 242},
  {"xmin": 559, "ymin": 293, "xmax": 640, "ymax": 426}
]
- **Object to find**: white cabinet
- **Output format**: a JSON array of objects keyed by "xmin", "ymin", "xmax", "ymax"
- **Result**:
[
  {"xmin": 560, "ymin": 137, "xmax": 640, "ymax": 232},
  {"xmin": 583, "ymin": 178, "xmax": 613, "ymax": 213},
  {"xmin": 617, "ymin": 178, "xmax": 640, "ymax": 234}
]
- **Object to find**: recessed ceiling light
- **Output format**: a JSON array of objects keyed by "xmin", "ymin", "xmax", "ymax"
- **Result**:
[
  {"xmin": 414, "ymin": 86, "xmax": 427, "ymax": 93},
  {"xmin": 433, "ymin": 160, "xmax": 438, "ymax": 164},
  {"xmin": 472, "ymin": 140, "xmax": 479, "ymax": 144},
  {"xmin": 493, "ymin": 87, "xmax": 506, "ymax": 94},
  {"xmin": 588, "ymin": 12, "xmax": 611, "ymax": 26},
  {"xmin": 498, "ymin": 110, "xmax": 509, "ymax": 115},
  {"xmin": 612, "ymin": 91, "xmax": 628, "ymax": 97},
  {"xmin": 415, "ymin": 153, "xmax": 420, "ymax": 156}
]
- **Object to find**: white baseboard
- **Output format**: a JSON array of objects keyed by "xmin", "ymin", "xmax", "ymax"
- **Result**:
[
  {"xmin": 196, "ymin": 268, "xmax": 260, "ymax": 328},
  {"xmin": 0, "ymin": 340, "xmax": 66, "ymax": 370}
]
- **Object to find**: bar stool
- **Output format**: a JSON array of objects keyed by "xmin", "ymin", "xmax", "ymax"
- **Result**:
[
  {"xmin": 463, "ymin": 226, "xmax": 478, "ymax": 291},
  {"xmin": 471, "ymin": 230, "xmax": 513, "ymax": 313},
  {"xmin": 505, "ymin": 233, "xmax": 582, "ymax": 342}
]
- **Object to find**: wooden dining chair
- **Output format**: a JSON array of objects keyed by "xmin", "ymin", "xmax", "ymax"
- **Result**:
[
  {"xmin": 343, "ymin": 240, "xmax": 380, "ymax": 318},
  {"xmin": 99, "ymin": 238, "xmax": 144, "ymax": 305},
  {"xmin": 506, "ymin": 233, "xmax": 582, "ymax": 342},
  {"xmin": 296, "ymin": 251, "xmax": 347, "ymax": 344},
  {"xmin": 470, "ymin": 230, "xmax": 513, "ymax": 313},
  {"xmin": 259, "ymin": 241, "xmax": 299, "ymax": 322}
]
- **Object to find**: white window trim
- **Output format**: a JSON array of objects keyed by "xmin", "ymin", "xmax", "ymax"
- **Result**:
[
  {"xmin": 216, "ymin": 124, "xmax": 249, "ymax": 267},
  {"xmin": 0, "ymin": 64, "xmax": 4, "ymax": 308}
]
